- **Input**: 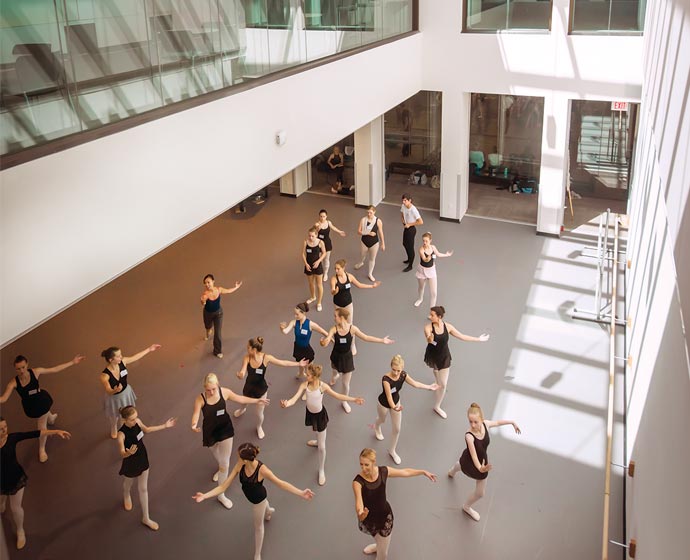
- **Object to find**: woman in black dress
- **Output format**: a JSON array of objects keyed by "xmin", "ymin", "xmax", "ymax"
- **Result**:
[
  {"xmin": 191, "ymin": 373, "xmax": 270, "ymax": 509},
  {"xmin": 423, "ymin": 306, "xmax": 490, "ymax": 419},
  {"xmin": 303, "ymin": 226, "xmax": 327, "ymax": 311},
  {"xmin": 320, "ymin": 308, "xmax": 394, "ymax": 412},
  {"xmin": 193, "ymin": 442, "xmax": 314, "ymax": 560},
  {"xmin": 448, "ymin": 403, "xmax": 520, "ymax": 521},
  {"xmin": 354, "ymin": 206, "xmax": 386, "ymax": 282},
  {"xmin": 279, "ymin": 302, "xmax": 329, "ymax": 380},
  {"xmin": 0, "ymin": 353, "xmax": 83, "ymax": 462},
  {"xmin": 116, "ymin": 406, "xmax": 177, "ymax": 531},
  {"xmin": 315, "ymin": 209, "xmax": 346, "ymax": 282},
  {"xmin": 353, "ymin": 448, "xmax": 436, "ymax": 559},
  {"xmin": 234, "ymin": 337, "xmax": 308, "ymax": 440},
  {"xmin": 0, "ymin": 416, "xmax": 70, "ymax": 549}
]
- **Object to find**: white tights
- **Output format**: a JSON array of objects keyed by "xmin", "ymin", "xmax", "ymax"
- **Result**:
[
  {"xmin": 211, "ymin": 437, "xmax": 233, "ymax": 497},
  {"xmin": 340, "ymin": 372, "xmax": 353, "ymax": 398},
  {"xmin": 252, "ymin": 498, "xmax": 273, "ymax": 560},
  {"xmin": 123, "ymin": 469, "xmax": 152, "ymax": 523},
  {"xmin": 416, "ymin": 277, "xmax": 438, "ymax": 307},
  {"xmin": 465, "ymin": 478, "xmax": 487, "ymax": 508},
  {"xmin": 236, "ymin": 393, "xmax": 268, "ymax": 437},
  {"xmin": 374, "ymin": 404, "xmax": 402, "ymax": 456},
  {"xmin": 433, "ymin": 368, "xmax": 450, "ymax": 410},
  {"xmin": 366, "ymin": 533, "xmax": 392, "ymax": 559},
  {"xmin": 323, "ymin": 251, "xmax": 331, "ymax": 278},
  {"xmin": 315, "ymin": 430, "xmax": 327, "ymax": 477},
  {"xmin": 0, "ymin": 488, "xmax": 25, "ymax": 537},
  {"xmin": 359, "ymin": 243, "xmax": 380, "ymax": 278}
]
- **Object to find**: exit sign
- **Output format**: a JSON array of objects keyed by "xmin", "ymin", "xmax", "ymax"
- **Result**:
[{"xmin": 612, "ymin": 101, "xmax": 629, "ymax": 111}]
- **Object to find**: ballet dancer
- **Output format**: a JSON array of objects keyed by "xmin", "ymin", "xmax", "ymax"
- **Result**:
[
  {"xmin": 354, "ymin": 206, "xmax": 385, "ymax": 282},
  {"xmin": 191, "ymin": 373, "xmax": 270, "ymax": 509},
  {"xmin": 448, "ymin": 402, "xmax": 521, "ymax": 521},
  {"xmin": 373, "ymin": 355, "xmax": 438, "ymax": 465},
  {"xmin": 234, "ymin": 337, "xmax": 308, "ymax": 439},
  {"xmin": 0, "ymin": 353, "xmax": 83, "ymax": 462},
  {"xmin": 193, "ymin": 442, "xmax": 314, "ymax": 560},
  {"xmin": 303, "ymin": 226, "xmax": 327, "ymax": 311},
  {"xmin": 423, "ymin": 306, "xmax": 489, "ymax": 419},
  {"xmin": 400, "ymin": 194, "xmax": 423, "ymax": 272},
  {"xmin": 315, "ymin": 209, "xmax": 346, "ymax": 282},
  {"xmin": 330, "ymin": 259, "xmax": 380, "ymax": 354},
  {"xmin": 279, "ymin": 302, "xmax": 329, "ymax": 379},
  {"xmin": 116, "ymin": 406, "xmax": 176, "ymax": 531},
  {"xmin": 201, "ymin": 274, "xmax": 243, "ymax": 358},
  {"xmin": 280, "ymin": 364, "xmax": 364, "ymax": 485},
  {"xmin": 320, "ymin": 308, "xmax": 394, "ymax": 412},
  {"xmin": 353, "ymin": 448, "xmax": 436, "ymax": 559},
  {"xmin": 0, "ymin": 416, "xmax": 70, "ymax": 549},
  {"xmin": 100, "ymin": 344, "xmax": 161, "ymax": 439},
  {"xmin": 414, "ymin": 232, "xmax": 453, "ymax": 308}
]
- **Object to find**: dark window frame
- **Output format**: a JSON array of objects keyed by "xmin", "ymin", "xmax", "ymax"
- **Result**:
[
  {"xmin": 462, "ymin": 0, "xmax": 553, "ymax": 33},
  {"xmin": 568, "ymin": 0, "xmax": 645, "ymax": 35}
]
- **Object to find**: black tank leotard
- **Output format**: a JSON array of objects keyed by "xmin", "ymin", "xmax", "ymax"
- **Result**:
[
  {"xmin": 459, "ymin": 422, "xmax": 491, "ymax": 480},
  {"xmin": 240, "ymin": 461, "xmax": 268, "ymax": 504},
  {"xmin": 15, "ymin": 369, "xmax": 53, "ymax": 418},
  {"xmin": 377, "ymin": 372, "xmax": 407, "ymax": 408},
  {"xmin": 201, "ymin": 392, "xmax": 234, "ymax": 447},
  {"xmin": 424, "ymin": 322, "xmax": 451, "ymax": 370},
  {"xmin": 318, "ymin": 223, "xmax": 333, "ymax": 252},
  {"xmin": 243, "ymin": 357, "xmax": 269, "ymax": 398},
  {"xmin": 361, "ymin": 217, "xmax": 380, "ymax": 248},
  {"xmin": 304, "ymin": 242, "xmax": 324, "ymax": 276},
  {"xmin": 330, "ymin": 327, "xmax": 355, "ymax": 373},
  {"xmin": 103, "ymin": 362, "xmax": 129, "ymax": 394},
  {"xmin": 333, "ymin": 274, "xmax": 353, "ymax": 308}
]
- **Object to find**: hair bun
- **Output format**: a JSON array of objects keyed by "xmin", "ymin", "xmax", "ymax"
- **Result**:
[
  {"xmin": 257, "ymin": 336, "xmax": 264, "ymax": 344},
  {"xmin": 470, "ymin": 402, "xmax": 480, "ymax": 408}
]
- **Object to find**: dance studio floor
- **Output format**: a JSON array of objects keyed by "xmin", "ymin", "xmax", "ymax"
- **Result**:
[{"xmin": 0, "ymin": 189, "xmax": 625, "ymax": 559}]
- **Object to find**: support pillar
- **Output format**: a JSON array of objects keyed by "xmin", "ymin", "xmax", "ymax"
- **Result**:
[
  {"xmin": 279, "ymin": 161, "xmax": 311, "ymax": 197},
  {"xmin": 439, "ymin": 91, "xmax": 470, "ymax": 220},
  {"xmin": 354, "ymin": 116, "xmax": 385, "ymax": 207}
]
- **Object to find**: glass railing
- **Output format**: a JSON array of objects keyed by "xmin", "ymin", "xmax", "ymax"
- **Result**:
[{"xmin": 0, "ymin": 0, "xmax": 413, "ymax": 158}]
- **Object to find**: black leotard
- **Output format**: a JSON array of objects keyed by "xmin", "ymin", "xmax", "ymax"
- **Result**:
[
  {"xmin": 333, "ymin": 274, "xmax": 353, "ymax": 308},
  {"xmin": 424, "ymin": 322, "xmax": 451, "ymax": 370},
  {"xmin": 240, "ymin": 461, "xmax": 268, "ymax": 504},
  {"xmin": 201, "ymin": 392, "xmax": 234, "ymax": 447},
  {"xmin": 377, "ymin": 372, "xmax": 407, "ymax": 408},
  {"xmin": 304, "ymin": 242, "xmax": 324, "ymax": 276},
  {"xmin": 318, "ymin": 223, "xmax": 333, "ymax": 252},
  {"xmin": 330, "ymin": 327, "xmax": 354, "ymax": 373},
  {"xmin": 103, "ymin": 362, "xmax": 129, "ymax": 394},
  {"xmin": 354, "ymin": 466, "xmax": 394, "ymax": 537},
  {"xmin": 361, "ymin": 217, "xmax": 380, "ymax": 248},
  {"xmin": 15, "ymin": 369, "xmax": 53, "ymax": 418},
  {"xmin": 118, "ymin": 423, "xmax": 149, "ymax": 478},
  {"xmin": 459, "ymin": 422, "xmax": 490, "ymax": 480},
  {"xmin": 1, "ymin": 431, "xmax": 40, "ymax": 495},
  {"xmin": 242, "ymin": 357, "xmax": 269, "ymax": 398}
]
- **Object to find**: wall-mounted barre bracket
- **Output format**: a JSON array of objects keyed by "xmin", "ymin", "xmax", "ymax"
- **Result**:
[
  {"xmin": 614, "ymin": 355, "xmax": 633, "ymax": 367},
  {"xmin": 611, "ymin": 460, "xmax": 635, "ymax": 477},
  {"xmin": 609, "ymin": 538, "xmax": 637, "ymax": 558}
]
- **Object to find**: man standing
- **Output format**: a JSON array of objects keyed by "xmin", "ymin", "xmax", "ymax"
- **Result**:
[{"xmin": 401, "ymin": 193, "xmax": 423, "ymax": 272}]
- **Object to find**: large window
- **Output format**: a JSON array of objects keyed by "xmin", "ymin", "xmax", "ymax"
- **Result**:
[
  {"xmin": 570, "ymin": 0, "xmax": 646, "ymax": 33},
  {"xmin": 464, "ymin": 0, "xmax": 551, "ymax": 32}
]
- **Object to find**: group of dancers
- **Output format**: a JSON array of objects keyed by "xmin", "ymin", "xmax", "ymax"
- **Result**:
[{"xmin": 0, "ymin": 194, "xmax": 520, "ymax": 559}]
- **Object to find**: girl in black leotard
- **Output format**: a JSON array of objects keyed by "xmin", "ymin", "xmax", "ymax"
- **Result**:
[
  {"xmin": 279, "ymin": 302, "xmax": 329, "ymax": 380},
  {"xmin": 234, "ymin": 337, "xmax": 308, "ymax": 440},
  {"xmin": 354, "ymin": 206, "xmax": 386, "ymax": 282},
  {"xmin": 194, "ymin": 442, "xmax": 314, "ymax": 560},
  {"xmin": 448, "ymin": 403, "xmax": 520, "ymax": 522},
  {"xmin": 0, "ymin": 353, "xmax": 83, "ymax": 463},
  {"xmin": 303, "ymin": 226, "xmax": 327, "ymax": 311},
  {"xmin": 423, "ymin": 306, "xmax": 490, "ymax": 420},
  {"xmin": 373, "ymin": 355, "xmax": 437, "ymax": 465},
  {"xmin": 353, "ymin": 448, "xmax": 436, "ymax": 559},
  {"xmin": 330, "ymin": 259, "xmax": 380, "ymax": 355},
  {"xmin": 116, "ymin": 406, "xmax": 176, "ymax": 531},
  {"xmin": 327, "ymin": 146, "xmax": 345, "ymax": 186},
  {"xmin": 191, "ymin": 373, "xmax": 270, "ymax": 509},
  {"xmin": 320, "ymin": 308, "xmax": 394, "ymax": 412},
  {"xmin": 0, "ymin": 416, "xmax": 70, "ymax": 550},
  {"xmin": 315, "ymin": 209, "xmax": 346, "ymax": 282}
]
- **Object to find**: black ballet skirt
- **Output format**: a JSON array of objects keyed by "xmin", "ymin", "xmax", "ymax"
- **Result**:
[
  {"xmin": 15, "ymin": 369, "xmax": 53, "ymax": 418},
  {"xmin": 305, "ymin": 407, "xmax": 329, "ymax": 432},
  {"xmin": 459, "ymin": 423, "xmax": 491, "ymax": 480},
  {"xmin": 1, "ymin": 431, "xmax": 40, "ymax": 495},
  {"xmin": 293, "ymin": 341, "xmax": 315, "ymax": 363},
  {"xmin": 330, "ymin": 328, "xmax": 355, "ymax": 374},
  {"xmin": 118, "ymin": 424, "xmax": 150, "ymax": 478},
  {"xmin": 354, "ymin": 466, "xmax": 394, "ymax": 537},
  {"xmin": 423, "ymin": 322, "xmax": 452, "ymax": 370}
]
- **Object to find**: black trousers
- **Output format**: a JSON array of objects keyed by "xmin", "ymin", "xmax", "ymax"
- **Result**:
[
  {"xmin": 203, "ymin": 308, "xmax": 223, "ymax": 355},
  {"xmin": 403, "ymin": 225, "xmax": 417, "ymax": 264}
]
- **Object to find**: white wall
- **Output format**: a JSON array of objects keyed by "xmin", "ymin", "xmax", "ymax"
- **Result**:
[
  {"xmin": 420, "ymin": 0, "xmax": 643, "ymax": 229},
  {"xmin": 623, "ymin": 0, "xmax": 690, "ymax": 557},
  {"xmin": 0, "ymin": 34, "xmax": 422, "ymax": 346}
]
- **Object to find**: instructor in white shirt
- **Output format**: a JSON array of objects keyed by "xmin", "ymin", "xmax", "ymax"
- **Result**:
[{"xmin": 401, "ymin": 194, "xmax": 423, "ymax": 272}]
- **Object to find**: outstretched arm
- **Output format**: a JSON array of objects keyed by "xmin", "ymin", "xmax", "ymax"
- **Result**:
[
  {"xmin": 447, "ymin": 323, "xmax": 489, "ymax": 342},
  {"xmin": 309, "ymin": 321, "xmax": 330, "ymax": 337},
  {"xmin": 0, "ymin": 380, "xmax": 17, "ymax": 404},
  {"xmin": 322, "ymin": 383, "xmax": 364, "ymax": 405},
  {"xmin": 329, "ymin": 221, "xmax": 346, "ymax": 236},
  {"xmin": 280, "ymin": 382, "xmax": 308, "ymax": 408},
  {"xmin": 124, "ymin": 344, "xmax": 161, "ymax": 364},
  {"xmin": 404, "ymin": 373, "xmax": 438, "ymax": 392},
  {"xmin": 261, "ymin": 465, "xmax": 314, "ymax": 500},
  {"xmin": 34, "ymin": 354, "xmax": 85, "ymax": 376},
  {"xmin": 349, "ymin": 273, "xmax": 380, "ymax": 290},
  {"xmin": 219, "ymin": 281, "xmax": 242, "ymax": 295},
  {"xmin": 351, "ymin": 325, "xmax": 394, "ymax": 345},
  {"xmin": 265, "ymin": 354, "xmax": 308, "ymax": 369},
  {"xmin": 387, "ymin": 466, "xmax": 437, "ymax": 481},
  {"xmin": 485, "ymin": 418, "xmax": 521, "ymax": 434},
  {"xmin": 140, "ymin": 417, "xmax": 177, "ymax": 434},
  {"xmin": 194, "ymin": 460, "xmax": 242, "ymax": 501},
  {"xmin": 223, "ymin": 387, "xmax": 269, "ymax": 407},
  {"xmin": 320, "ymin": 327, "xmax": 337, "ymax": 347},
  {"xmin": 432, "ymin": 245, "xmax": 453, "ymax": 258}
]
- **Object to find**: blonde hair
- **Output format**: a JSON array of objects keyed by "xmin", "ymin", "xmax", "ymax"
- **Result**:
[
  {"xmin": 335, "ymin": 308, "xmax": 351, "ymax": 321},
  {"xmin": 203, "ymin": 373, "xmax": 219, "ymax": 387},
  {"xmin": 359, "ymin": 448, "xmax": 377, "ymax": 462},
  {"xmin": 467, "ymin": 402, "xmax": 484, "ymax": 421},
  {"xmin": 335, "ymin": 259, "xmax": 347, "ymax": 269},
  {"xmin": 367, "ymin": 206, "xmax": 376, "ymax": 212},
  {"xmin": 390, "ymin": 355, "xmax": 404, "ymax": 369},
  {"xmin": 119, "ymin": 405, "xmax": 137, "ymax": 419},
  {"xmin": 308, "ymin": 225, "xmax": 319, "ymax": 235},
  {"xmin": 422, "ymin": 232, "xmax": 432, "ymax": 241},
  {"xmin": 307, "ymin": 364, "xmax": 323, "ymax": 379}
]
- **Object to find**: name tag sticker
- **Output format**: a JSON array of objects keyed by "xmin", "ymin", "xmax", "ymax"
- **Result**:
[
  {"xmin": 120, "ymin": 369, "xmax": 128, "ymax": 377},
  {"xmin": 431, "ymin": 341, "xmax": 438, "ymax": 346},
  {"xmin": 432, "ymin": 254, "xmax": 437, "ymax": 259},
  {"xmin": 390, "ymin": 387, "xmax": 397, "ymax": 393},
  {"xmin": 216, "ymin": 409, "xmax": 225, "ymax": 417},
  {"xmin": 339, "ymin": 338, "xmax": 347, "ymax": 344},
  {"xmin": 300, "ymin": 329, "xmax": 309, "ymax": 335},
  {"xmin": 306, "ymin": 248, "xmax": 312, "ymax": 253},
  {"xmin": 256, "ymin": 369, "xmax": 264, "ymax": 375},
  {"xmin": 318, "ymin": 234, "xmax": 324, "ymax": 239},
  {"xmin": 28, "ymin": 389, "xmax": 38, "ymax": 395},
  {"xmin": 345, "ymin": 283, "xmax": 351, "ymax": 289},
  {"xmin": 136, "ymin": 431, "xmax": 144, "ymax": 441}
]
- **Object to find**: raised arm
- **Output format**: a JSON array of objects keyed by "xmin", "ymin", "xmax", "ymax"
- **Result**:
[
  {"xmin": 387, "ymin": 466, "xmax": 437, "ymax": 481},
  {"xmin": 222, "ymin": 387, "xmax": 270, "ymax": 408},
  {"xmin": 351, "ymin": 325, "xmax": 394, "ymax": 345},
  {"xmin": 34, "ymin": 354, "xmax": 85, "ymax": 376},
  {"xmin": 0, "ymin": 379, "xmax": 17, "ymax": 404},
  {"xmin": 265, "ymin": 354, "xmax": 308, "ymax": 369},
  {"xmin": 261, "ymin": 465, "xmax": 314, "ymax": 500},
  {"xmin": 446, "ymin": 323, "xmax": 489, "ymax": 343},
  {"xmin": 329, "ymin": 220, "xmax": 346, "ymax": 237},
  {"xmin": 280, "ymin": 382, "xmax": 308, "ymax": 409},
  {"xmin": 348, "ymin": 273, "xmax": 380, "ymax": 290},
  {"xmin": 191, "ymin": 395, "xmax": 204, "ymax": 432},
  {"xmin": 139, "ymin": 417, "xmax": 177, "ymax": 434},
  {"xmin": 124, "ymin": 344, "xmax": 161, "ymax": 364},
  {"xmin": 280, "ymin": 319, "xmax": 296, "ymax": 335},
  {"xmin": 485, "ymin": 418, "xmax": 521, "ymax": 434},
  {"xmin": 322, "ymin": 383, "xmax": 364, "ymax": 405},
  {"xmin": 404, "ymin": 373, "xmax": 438, "ymax": 392},
  {"xmin": 219, "ymin": 281, "xmax": 242, "ymax": 295},
  {"xmin": 431, "ymin": 245, "xmax": 453, "ymax": 258},
  {"xmin": 194, "ymin": 460, "xmax": 242, "ymax": 501}
]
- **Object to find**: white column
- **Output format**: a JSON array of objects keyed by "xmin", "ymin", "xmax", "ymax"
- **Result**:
[
  {"xmin": 439, "ymin": 91, "xmax": 470, "ymax": 220},
  {"xmin": 279, "ymin": 161, "xmax": 311, "ymax": 196},
  {"xmin": 536, "ymin": 92, "xmax": 569, "ymax": 235},
  {"xmin": 354, "ymin": 116, "xmax": 385, "ymax": 207}
]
